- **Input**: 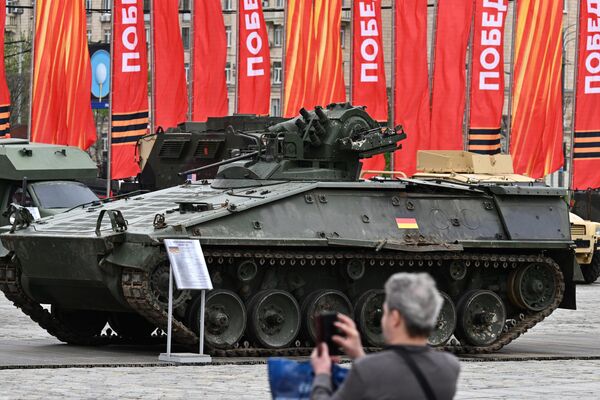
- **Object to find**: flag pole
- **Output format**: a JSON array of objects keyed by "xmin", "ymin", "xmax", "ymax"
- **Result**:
[
  {"xmin": 281, "ymin": 2, "xmax": 287, "ymax": 117},
  {"xmin": 106, "ymin": 0, "xmax": 115, "ymax": 198},
  {"xmin": 389, "ymin": 0, "xmax": 395, "ymax": 172},
  {"xmin": 569, "ymin": 0, "xmax": 581, "ymax": 191},
  {"xmin": 27, "ymin": 0, "xmax": 38, "ymax": 141},
  {"xmin": 505, "ymin": 0, "xmax": 518, "ymax": 154},
  {"xmin": 150, "ymin": 0, "xmax": 156, "ymax": 134},
  {"xmin": 464, "ymin": 12, "xmax": 475, "ymax": 152},
  {"xmin": 429, "ymin": 0, "xmax": 438, "ymax": 103},
  {"xmin": 188, "ymin": 0, "xmax": 194, "ymax": 120},
  {"xmin": 235, "ymin": 0, "xmax": 240, "ymax": 114},
  {"xmin": 349, "ymin": 0, "xmax": 354, "ymax": 105}
]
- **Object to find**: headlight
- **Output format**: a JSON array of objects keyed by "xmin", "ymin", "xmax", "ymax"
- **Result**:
[
  {"xmin": 595, "ymin": 226, "xmax": 600, "ymax": 236},
  {"xmin": 8, "ymin": 213, "xmax": 15, "ymax": 225}
]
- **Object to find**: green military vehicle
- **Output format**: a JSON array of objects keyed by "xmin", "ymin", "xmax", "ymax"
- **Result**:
[
  {"xmin": 0, "ymin": 139, "xmax": 98, "ymax": 228},
  {"xmin": 0, "ymin": 105, "xmax": 576, "ymax": 355}
]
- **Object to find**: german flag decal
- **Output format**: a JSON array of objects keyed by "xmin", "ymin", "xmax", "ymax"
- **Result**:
[{"xmin": 396, "ymin": 218, "xmax": 419, "ymax": 230}]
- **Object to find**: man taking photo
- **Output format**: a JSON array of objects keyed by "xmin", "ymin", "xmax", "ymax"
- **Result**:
[{"xmin": 310, "ymin": 273, "xmax": 460, "ymax": 400}]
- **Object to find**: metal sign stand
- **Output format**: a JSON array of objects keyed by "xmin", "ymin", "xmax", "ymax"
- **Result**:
[{"xmin": 159, "ymin": 240, "xmax": 212, "ymax": 364}]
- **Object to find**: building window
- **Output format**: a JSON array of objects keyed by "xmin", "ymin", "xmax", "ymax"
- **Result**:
[
  {"xmin": 102, "ymin": 0, "xmax": 110, "ymax": 11},
  {"xmin": 273, "ymin": 61, "xmax": 282, "ymax": 84},
  {"xmin": 184, "ymin": 63, "xmax": 190, "ymax": 83},
  {"xmin": 225, "ymin": 26, "xmax": 232, "ymax": 48},
  {"xmin": 271, "ymin": 98, "xmax": 280, "ymax": 117},
  {"xmin": 182, "ymin": 27, "xmax": 190, "ymax": 50},
  {"xmin": 222, "ymin": 0, "xmax": 233, "ymax": 10},
  {"xmin": 87, "ymin": 30, "xmax": 92, "ymax": 43},
  {"xmin": 275, "ymin": 0, "xmax": 283, "ymax": 7},
  {"xmin": 262, "ymin": 0, "xmax": 269, "ymax": 8},
  {"xmin": 225, "ymin": 62, "xmax": 233, "ymax": 84},
  {"xmin": 146, "ymin": 28, "xmax": 150, "ymax": 45},
  {"xmin": 340, "ymin": 27, "xmax": 345, "ymax": 48},
  {"xmin": 85, "ymin": 0, "xmax": 93, "ymax": 13},
  {"xmin": 273, "ymin": 25, "xmax": 283, "ymax": 47},
  {"xmin": 104, "ymin": 29, "xmax": 111, "ymax": 43}
]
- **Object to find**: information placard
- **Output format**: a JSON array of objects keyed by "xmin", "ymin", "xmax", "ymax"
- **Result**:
[{"xmin": 164, "ymin": 239, "xmax": 213, "ymax": 290}]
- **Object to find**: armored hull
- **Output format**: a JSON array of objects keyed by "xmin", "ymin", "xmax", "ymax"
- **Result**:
[{"xmin": 0, "ymin": 105, "xmax": 576, "ymax": 355}]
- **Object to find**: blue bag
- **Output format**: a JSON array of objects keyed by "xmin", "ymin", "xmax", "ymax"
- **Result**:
[{"xmin": 267, "ymin": 357, "xmax": 349, "ymax": 400}]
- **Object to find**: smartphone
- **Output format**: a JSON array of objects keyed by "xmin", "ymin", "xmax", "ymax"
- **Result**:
[{"xmin": 316, "ymin": 311, "xmax": 343, "ymax": 355}]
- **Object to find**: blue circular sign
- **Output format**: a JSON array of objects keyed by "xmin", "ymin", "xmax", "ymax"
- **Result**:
[{"xmin": 91, "ymin": 49, "xmax": 110, "ymax": 100}]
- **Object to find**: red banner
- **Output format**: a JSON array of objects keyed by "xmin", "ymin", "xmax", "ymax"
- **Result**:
[
  {"xmin": 314, "ymin": 0, "xmax": 346, "ymax": 106},
  {"xmin": 30, "ymin": 0, "xmax": 96, "ymax": 149},
  {"xmin": 468, "ymin": 0, "xmax": 507, "ymax": 155},
  {"xmin": 111, "ymin": 0, "xmax": 148, "ymax": 179},
  {"xmin": 352, "ymin": 0, "xmax": 387, "ymax": 122},
  {"xmin": 573, "ymin": 0, "xmax": 600, "ymax": 189},
  {"xmin": 430, "ymin": 0, "xmax": 474, "ymax": 150},
  {"xmin": 284, "ymin": 1, "xmax": 344, "ymax": 118},
  {"xmin": 237, "ymin": 0, "xmax": 270, "ymax": 115},
  {"xmin": 153, "ymin": 0, "xmax": 188, "ymax": 130},
  {"xmin": 510, "ymin": 0, "xmax": 563, "ymax": 178},
  {"xmin": 193, "ymin": 0, "xmax": 228, "ymax": 121},
  {"xmin": 393, "ymin": 0, "xmax": 430, "ymax": 176},
  {"xmin": 284, "ymin": 0, "xmax": 317, "ymax": 117}
]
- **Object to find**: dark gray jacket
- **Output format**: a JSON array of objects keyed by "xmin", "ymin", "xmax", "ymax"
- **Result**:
[{"xmin": 311, "ymin": 345, "xmax": 460, "ymax": 400}]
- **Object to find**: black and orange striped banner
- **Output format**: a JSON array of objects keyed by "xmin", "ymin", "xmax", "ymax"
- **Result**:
[
  {"xmin": 111, "ymin": 0, "xmax": 149, "ymax": 179},
  {"xmin": 0, "ymin": 0, "xmax": 10, "ymax": 137},
  {"xmin": 572, "ymin": 0, "xmax": 600, "ymax": 189},
  {"xmin": 467, "ymin": 0, "xmax": 508, "ymax": 155},
  {"xmin": 509, "ymin": 0, "xmax": 563, "ymax": 178},
  {"xmin": 31, "ymin": 0, "xmax": 96, "ymax": 149}
]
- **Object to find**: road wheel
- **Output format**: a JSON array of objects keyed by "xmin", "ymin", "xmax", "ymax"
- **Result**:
[{"xmin": 582, "ymin": 252, "xmax": 600, "ymax": 284}]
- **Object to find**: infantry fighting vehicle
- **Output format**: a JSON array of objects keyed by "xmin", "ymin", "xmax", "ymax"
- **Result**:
[
  {"xmin": 96, "ymin": 115, "xmax": 285, "ymax": 195},
  {"xmin": 0, "ymin": 105, "xmax": 575, "ymax": 355},
  {"xmin": 0, "ymin": 139, "xmax": 98, "ymax": 228}
]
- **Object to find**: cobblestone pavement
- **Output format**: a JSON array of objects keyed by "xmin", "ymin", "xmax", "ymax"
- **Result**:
[{"xmin": 1, "ymin": 282, "xmax": 599, "ymax": 399}]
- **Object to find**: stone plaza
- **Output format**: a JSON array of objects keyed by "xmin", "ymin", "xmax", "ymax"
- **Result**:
[{"xmin": 1, "ymin": 281, "xmax": 600, "ymax": 399}]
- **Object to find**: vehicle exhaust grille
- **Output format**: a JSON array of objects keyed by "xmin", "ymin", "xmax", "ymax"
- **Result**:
[
  {"xmin": 571, "ymin": 225, "xmax": 586, "ymax": 236},
  {"xmin": 158, "ymin": 140, "xmax": 187, "ymax": 159}
]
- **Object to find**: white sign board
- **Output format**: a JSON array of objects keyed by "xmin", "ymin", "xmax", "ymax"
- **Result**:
[{"xmin": 164, "ymin": 239, "xmax": 213, "ymax": 290}]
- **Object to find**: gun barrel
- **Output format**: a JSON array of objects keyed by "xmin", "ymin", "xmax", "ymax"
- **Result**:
[{"xmin": 178, "ymin": 150, "xmax": 260, "ymax": 177}]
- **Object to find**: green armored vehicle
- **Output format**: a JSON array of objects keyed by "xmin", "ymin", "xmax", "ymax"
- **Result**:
[
  {"xmin": 0, "ymin": 104, "xmax": 576, "ymax": 355},
  {"xmin": 0, "ymin": 139, "xmax": 98, "ymax": 227}
]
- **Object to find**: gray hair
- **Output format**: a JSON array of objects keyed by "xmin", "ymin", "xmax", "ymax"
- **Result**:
[{"xmin": 384, "ymin": 273, "xmax": 443, "ymax": 337}]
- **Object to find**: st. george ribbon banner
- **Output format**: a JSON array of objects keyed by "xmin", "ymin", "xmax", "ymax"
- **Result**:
[
  {"xmin": 352, "ymin": 0, "xmax": 387, "ymax": 122},
  {"xmin": 193, "ymin": 0, "xmax": 228, "ymax": 121},
  {"xmin": 30, "ymin": 0, "xmax": 96, "ymax": 149},
  {"xmin": 313, "ymin": 0, "xmax": 346, "ymax": 107},
  {"xmin": 152, "ymin": 0, "xmax": 188, "ymax": 130},
  {"xmin": 510, "ymin": 0, "xmax": 563, "ymax": 179},
  {"xmin": 353, "ymin": 0, "xmax": 387, "ymax": 173},
  {"xmin": 0, "ymin": 0, "xmax": 10, "ymax": 137},
  {"xmin": 573, "ymin": 0, "xmax": 600, "ymax": 189},
  {"xmin": 111, "ymin": 0, "xmax": 148, "ymax": 179},
  {"xmin": 237, "ymin": 0, "xmax": 270, "ymax": 115},
  {"xmin": 284, "ymin": 0, "xmax": 318, "ymax": 117},
  {"xmin": 393, "ymin": 0, "xmax": 430, "ymax": 176},
  {"xmin": 430, "ymin": 0, "xmax": 474, "ymax": 150},
  {"xmin": 467, "ymin": 0, "xmax": 507, "ymax": 155}
]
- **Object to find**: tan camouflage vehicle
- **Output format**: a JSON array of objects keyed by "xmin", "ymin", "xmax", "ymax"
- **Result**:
[
  {"xmin": 410, "ymin": 150, "xmax": 597, "ymax": 284},
  {"xmin": 569, "ymin": 212, "xmax": 600, "ymax": 283}
]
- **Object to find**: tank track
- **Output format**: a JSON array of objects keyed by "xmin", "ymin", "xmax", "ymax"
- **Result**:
[
  {"xmin": 1, "ymin": 249, "xmax": 564, "ymax": 356},
  {"xmin": 0, "ymin": 262, "xmax": 164, "ymax": 346},
  {"xmin": 120, "ymin": 248, "xmax": 564, "ymax": 357},
  {"xmin": 0, "ymin": 261, "xmax": 113, "ymax": 346}
]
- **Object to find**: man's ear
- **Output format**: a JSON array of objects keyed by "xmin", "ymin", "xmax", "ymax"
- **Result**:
[{"xmin": 391, "ymin": 309, "xmax": 404, "ymax": 328}]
